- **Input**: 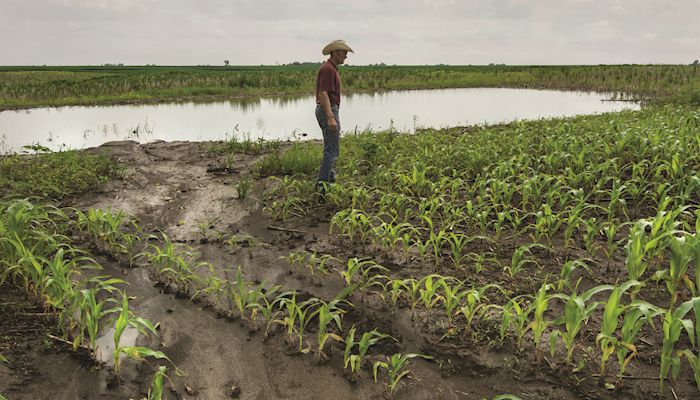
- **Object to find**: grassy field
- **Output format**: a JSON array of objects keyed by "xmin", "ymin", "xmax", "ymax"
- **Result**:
[{"xmin": 1, "ymin": 64, "xmax": 699, "ymax": 110}]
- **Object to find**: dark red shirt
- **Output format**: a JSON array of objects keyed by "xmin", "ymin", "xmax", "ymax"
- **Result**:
[{"xmin": 316, "ymin": 60, "xmax": 341, "ymax": 107}]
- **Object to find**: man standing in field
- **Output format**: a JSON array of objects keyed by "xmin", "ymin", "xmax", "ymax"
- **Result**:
[{"xmin": 316, "ymin": 39, "xmax": 353, "ymax": 194}]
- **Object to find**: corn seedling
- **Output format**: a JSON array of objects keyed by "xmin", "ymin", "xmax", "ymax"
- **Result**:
[
  {"xmin": 293, "ymin": 297, "xmax": 320, "ymax": 354},
  {"xmin": 381, "ymin": 278, "xmax": 408, "ymax": 311},
  {"xmin": 404, "ymin": 277, "xmax": 422, "ymax": 317},
  {"xmin": 236, "ymin": 174, "xmax": 252, "ymax": 200},
  {"xmin": 459, "ymin": 284, "xmax": 504, "ymax": 334},
  {"xmin": 678, "ymin": 296, "xmax": 700, "ymax": 390},
  {"xmin": 192, "ymin": 275, "xmax": 225, "ymax": 306},
  {"xmin": 311, "ymin": 286, "xmax": 355, "ymax": 361},
  {"xmin": 601, "ymin": 221, "xmax": 626, "ymax": 264},
  {"xmin": 660, "ymin": 297, "xmax": 700, "ymax": 391},
  {"xmin": 373, "ymin": 353, "xmax": 433, "ymax": 397},
  {"xmin": 582, "ymin": 217, "xmax": 601, "ymax": 257},
  {"xmin": 505, "ymin": 243, "xmax": 549, "ymax": 277},
  {"xmin": 615, "ymin": 301, "xmax": 663, "ymax": 379},
  {"xmin": 465, "ymin": 251, "xmax": 499, "ymax": 274},
  {"xmin": 251, "ymin": 290, "xmax": 293, "ymax": 339},
  {"xmin": 225, "ymin": 267, "xmax": 273, "ymax": 325},
  {"xmin": 655, "ymin": 234, "xmax": 694, "ymax": 307},
  {"xmin": 557, "ymin": 258, "xmax": 593, "ymax": 292},
  {"xmin": 624, "ymin": 220, "xmax": 654, "ymax": 285},
  {"xmin": 529, "ymin": 283, "xmax": 552, "ymax": 360},
  {"xmin": 595, "ymin": 280, "xmax": 641, "ymax": 376},
  {"xmin": 550, "ymin": 284, "xmax": 613, "ymax": 362},
  {"xmin": 500, "ymin": 295, "xmax": 533, "ymax": 351},
  {"xmin": 330, "ymin": 209, "xmax": 374, "ymax": 243},
  {"xmin": 440, "ymin": 279, "xmax": 465, "ymax": 324},
  {"xmin": 419, "ymin": 274, "xmax": 445, "ymax": 323},
  {"xmin": 146, "ymin": 365, "xmax": 168, "ymax": 400},
  {"xmin": 304, "ymin": 251, "xmax": 337, "ymax": 276},
  {"xmin": 111, "ymin": 291, "xmax": 160, "ymax": 376},
  {"xmin": 344, "ymin": 326, "xmax": 395, "ymax": 382},
  {"xmin": 273, "ymin": 292, "xmax": 301, "ymax": 346},
  {"xmin": 531, "ymin": 204, "xmax": 563, "ymax": 246}
]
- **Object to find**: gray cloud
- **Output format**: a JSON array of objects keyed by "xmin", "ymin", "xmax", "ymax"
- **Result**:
[{"xmin": 0, "ymin": 0, "xmax": 697, "ymax": 65}]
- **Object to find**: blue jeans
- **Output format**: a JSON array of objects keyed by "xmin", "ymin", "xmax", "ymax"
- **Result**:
[{"xmin": 316, "ymin": 104, "xmax": 340, "ymax": 183}]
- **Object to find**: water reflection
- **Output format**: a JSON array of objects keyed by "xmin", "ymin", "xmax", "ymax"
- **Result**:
[{"xmin": 0, "ymin": 88, "xmax": 639, "ymax": 153}]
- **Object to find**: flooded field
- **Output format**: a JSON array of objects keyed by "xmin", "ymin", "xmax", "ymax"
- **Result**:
[{"xmin": 0, "ymin": 88, "xmax": 638, "ymax": 153}]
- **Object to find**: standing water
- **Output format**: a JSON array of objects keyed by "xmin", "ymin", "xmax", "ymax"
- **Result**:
[{"xmin": 0, "ymin": 88, "xmax": 639, "ymax": 153}]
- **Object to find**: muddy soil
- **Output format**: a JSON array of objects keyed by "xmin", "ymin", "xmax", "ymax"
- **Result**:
[{"xmin": 1, "ymin": 140, "xmax": 697, "ymax": 400}]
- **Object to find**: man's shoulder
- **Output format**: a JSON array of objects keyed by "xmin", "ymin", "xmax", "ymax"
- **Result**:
[{"xmin": 318, "ymin": 61, "xmax": 337, "ymax": 73}]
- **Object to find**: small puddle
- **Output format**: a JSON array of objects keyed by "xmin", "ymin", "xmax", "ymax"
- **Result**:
[{"xmin": 94, "ymin": 325, "xmax": 140, "ymax": 364}]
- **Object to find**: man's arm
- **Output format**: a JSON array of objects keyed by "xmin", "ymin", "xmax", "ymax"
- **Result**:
[{"xmin": 318, "ymin": 91, "xmax": 337, "ymax": 133}]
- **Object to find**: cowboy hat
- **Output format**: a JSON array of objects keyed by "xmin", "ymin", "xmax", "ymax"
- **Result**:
[{"xmin": 322, "ymin": 40, "xmax": 354, "ymax": 55}]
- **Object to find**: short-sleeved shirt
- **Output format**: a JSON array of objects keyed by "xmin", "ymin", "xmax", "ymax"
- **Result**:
[{"xmin": 316, "ymin": 60, "xmax": 341, "ymax": 107}]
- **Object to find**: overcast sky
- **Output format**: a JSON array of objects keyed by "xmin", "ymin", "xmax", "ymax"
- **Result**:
[{"xmin": 1, "ymin": 0, "xmax": 698, "ymax": 66}]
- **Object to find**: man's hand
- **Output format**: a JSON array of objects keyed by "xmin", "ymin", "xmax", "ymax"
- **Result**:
[{"xmin": 327, "ymin": 116, "xmax": 338, "ymax": 133}]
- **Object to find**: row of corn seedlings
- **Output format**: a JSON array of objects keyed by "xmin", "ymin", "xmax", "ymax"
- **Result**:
[
  {"xmin": 139, "ymin": 235, "xmax": 434, "ymax": 396},
  {"xmin": 0, "ymin": 199, "xmax": 177, "ymax": 395},
  {"xmin": 333, "ymin": 253, "xmax": 700, "ymax": 391}
]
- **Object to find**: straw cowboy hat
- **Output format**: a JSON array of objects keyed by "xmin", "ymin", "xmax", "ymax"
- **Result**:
[{"xmin": 322, "ymin": 40, "xmax": 354, "ymax": 55}]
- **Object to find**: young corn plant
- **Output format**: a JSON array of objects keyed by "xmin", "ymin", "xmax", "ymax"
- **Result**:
[
  {"xmin": 440, "ymin": 279, "xmax": 465, "ymax": 325},
  {"xmin": 659, "ymin": 297, "xmax": 700, "ymax": 391},
  {"xmin": 601, "ymin": 221, "xmax": 627, "ymax": 265},
  {"xmin": 427, "ymin": 228, "xmax": 448, "ymax": 266},
  {"xmin": 404, "ymin": 277, "xmax": 422, "ymax": 318},
  {"xmin": 279, "ymin": 251, "xmax": 307, "ymax": 274},
  {"xmin": 582, "ymin": 217, "xmax": 602, "ymax": 257},
  {"xmin": 373, "ymin": 220, "xmax": 412, "ymax": 257},
  {"xmin": 111, "ymin": 291, "xmax": 163, "ymax": 376},
  {"xmin": 225, "ymin": 267, "xmax": 273, "ymax": 325},
  {"xmin": 550, "ymin": 285, "xmax": 613, "ymax": 362},
  {"xmin": 273, "ymin": 292, "xmax": 302, "ymax": 347},
  {"xmin": 445, "ymin": 232, "xmax": 469, "ymax": 269},
  {"xmin": 615, "ymin": 301, "xmax": 663, "ymax": 380},
  {"xmin": 654, "ymin": 234, "xmax": 694, "ymax": 307},
  {"xmin": 373, "ymin": 353, "xmax": 433, "ymax": 397},
  {"xmin": 505, "ymin": 243, "xmax": 549, "ymax": 277},
  {"xmin": 678, "ymin": 297, "xmax": 700, "ymax": 390},
  {"xmin": 75, "ymin": 287, "xmax": 118, "ymax": 356},
  {"xmin": 146, "ymin": 365, "xmax": 169, "ymax": 400},
  {"xmin": 459, "ymin": 284, "xmax": 504, "ymax": 335},
  {"xmin": 466, "ymin": 251, "xmax": 499, "ymax": 274},
  {"xmin": 418, "ymin": 274, "xmax": 445, "ymax": 324},
  {"xmin": 344, "ymin": 327, "xmax": 395, "ymax": 382},
  {"xmin": 500, "ymin": 295, "xmax": 534, "ymax": 352},
  {"xmin": 557, "ymin": 258, "xmax": 593, "ymax": 292},
  {"xmin": 250, "ymin": 290, "xmax": 292, "ymax": 338},
  {"xmin": 529, "ymin": 283, "xmax": 552, "ymax": 361},
  {"xmin": 624, "ymin": 220, "xmax": 654, "ymax": 286},
  {"xmin": 192, "ymin": 275, "xmax": 226, "ymax": 306},
  {"xmin": 381, "ymin": 278, "xmax": 408, "ymax": 312},
  {"xmin": 330, "ymin": 209, "xmax": 374, "ymax": 244},
  {"xmin": 595, "ymin": 280, "xmax": 641, "ymax": 377},
  {"xmin": 342, "ymin": 258, "xmax": 387, "ymax": 301},
  {"xmin": 311, "ymin": 285, "xmax": 355, "ymax": 362},
  {"xmin": 293, "ymin": 297, "xmax": 321, "ymax": 354},
  {"xmin": 562, "ymin": 202, "xmax": 586, "ymax": 249},
  {"xmin": 304, "ymin": 252, "xmax": 337, "ymax": 276},
  {"xmin": 531, "ymin": 204, "xmax": 563, "ymax": 246}
]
